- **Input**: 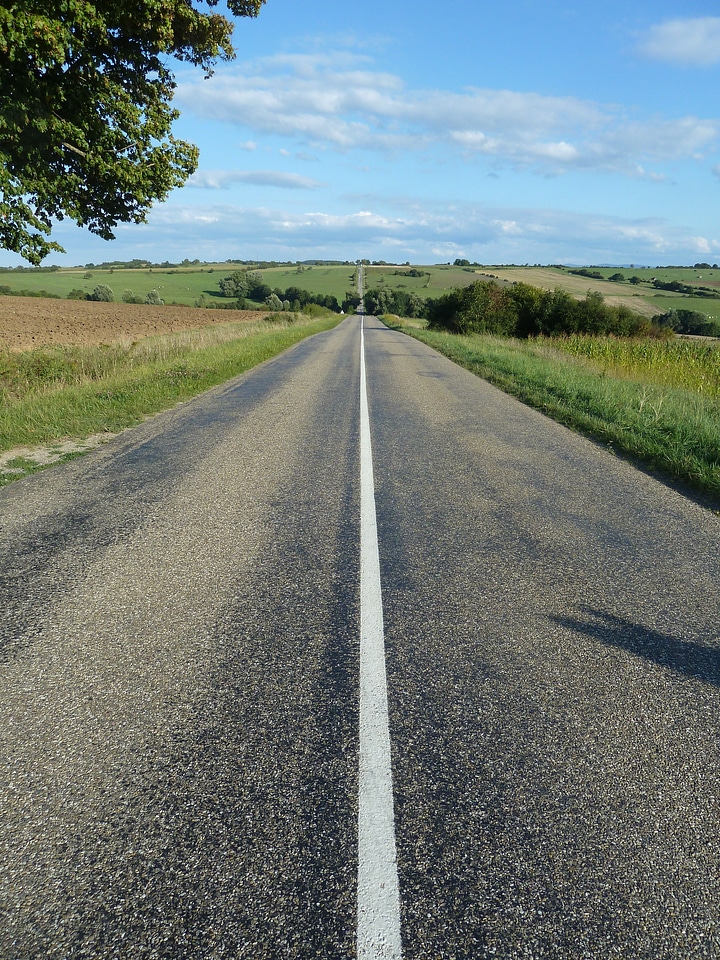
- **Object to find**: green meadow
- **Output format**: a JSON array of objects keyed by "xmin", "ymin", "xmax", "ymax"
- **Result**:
[
  {"xmin": 0, "ymin": 263, "xmax": 237, "ymax": 305},
  {"xmin": 0, "ymin": 261, "xmax": 520, "ymax": 307},
  {"xmin": 4, "ymin": 261, "xmax": 720, "ymax": 321}
]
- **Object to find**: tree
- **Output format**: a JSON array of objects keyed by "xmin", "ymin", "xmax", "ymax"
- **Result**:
[
  {"xmin": 219, "ymin": 271, "xmax": 250, "ymax": 298},
  {"xmin": 1, "ymin": 0, "xmax": 265, "ymax": 263},
  {"xmin": 88, "ymin": 283, "xmax": 114, "ymax": 302}
]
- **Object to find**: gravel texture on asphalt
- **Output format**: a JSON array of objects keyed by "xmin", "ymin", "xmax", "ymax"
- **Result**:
[
  {"xmin": 362, "ymin": 316, "xmax": 720, "ymax": 959},
  {"xmin": 2, "ymin": 314, "xmax": 720, "ymax": 958},
  {"xmin": 0, "ymin": 318, "xmax": 360, "ymax": 959}
]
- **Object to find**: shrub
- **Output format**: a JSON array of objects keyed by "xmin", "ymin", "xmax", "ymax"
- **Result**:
[
  {"xmin": 88, "ymin": 284, "xmax": 114, "ymax": 302},
  {"xmin": 653, "ymin": 309, "xmax": 720, "ymax": 337},
  {"xmin": 265, "ymin": 292, "xmax": 283, "ymax": 311},
  {"xmin": 427, "ymin": 279, "xmax": 653, "ymax": 339}
]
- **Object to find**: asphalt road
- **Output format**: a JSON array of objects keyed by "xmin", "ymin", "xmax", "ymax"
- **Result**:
[{"xmin": 2, "ymin": 314, "xmax": 720, "ymax": 959}]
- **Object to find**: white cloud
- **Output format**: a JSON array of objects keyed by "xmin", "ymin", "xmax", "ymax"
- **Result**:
[
  {"xmin": 116, "ymin": 198, "xmax": 717, "ymax": 267},
  {"xmin": 639, "ymin": 18, "xmax": 720, "ymax": 66},
  {"xmin": 187, "ymin": 170, "xmax": 322, "ymax": 190},
  {"xmin": 27, "ymin": 196, "xmax": 720, "ymax": 269},
  {"xmin": 176, "ymin": 52, "xmax": 720, "ymax": 177}
]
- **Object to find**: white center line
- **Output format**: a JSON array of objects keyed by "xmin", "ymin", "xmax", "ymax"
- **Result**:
[{"xmin": 357, "ymin": 317, "xmax": 403, "ymax": 960}]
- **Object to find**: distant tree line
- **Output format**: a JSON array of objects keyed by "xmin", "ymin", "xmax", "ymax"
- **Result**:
[
  {"xmin": 0, "ymin": 282, "xmax": 164, "ymax": 303},
  {"xmin": 0, "ymin": 284, "xmax": 61, "ymax": 298},
  {"xmin": 568, "ymin": 268, "xmax": 605, "ymax": 280},
  {"xmin": 217, "ymin": 270, "xmax": 358, "ymax": 313},
  {"xmin": 364, "ymin": 287, "xmax": 426, "ymax": 318},
  {"xmin": 653, "ymin": 309, "xmax": 720, "ymax": 338},
  {"xmin": 650, "ymin": 278, "xmax": 720, "ymax": 299}
]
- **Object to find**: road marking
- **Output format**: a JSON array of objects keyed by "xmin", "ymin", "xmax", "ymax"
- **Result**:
[{"xmin": 357, "ymin": 318, "xmax": 403, "ymax": 960}]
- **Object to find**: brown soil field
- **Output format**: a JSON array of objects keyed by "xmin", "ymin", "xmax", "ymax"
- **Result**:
[{"xmin": 0, "ymin": 296, "xmax": 266, "ymax": 352}]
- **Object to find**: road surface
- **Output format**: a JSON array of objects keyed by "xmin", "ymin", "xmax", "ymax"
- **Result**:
[{"xmin": 2, "ymin": 313, "xmax": 720, "ymax": 958}]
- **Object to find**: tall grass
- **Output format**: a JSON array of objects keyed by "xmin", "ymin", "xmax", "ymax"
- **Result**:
[
  {"xmin": 0, "ymin": 314, "xmax": 341, "ymax": 459},
  {"xmin": 541, "ymin": 334, "xmax": 720, "ymax": 395},
  {"xmin": 407, "ymin": 327, "xmax": 720, "ymax": 504}
]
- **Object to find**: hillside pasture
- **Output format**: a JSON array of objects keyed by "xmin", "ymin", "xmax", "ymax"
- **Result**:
[
  {"xmin": 4, "ymin": 262, "xmax": 720, "ymax": 321},
  {"xmin": 256, "ymin": 264, "xmax": 357, "ymax": 302},
  {"xmin": 363, "ymin": 264, "xmax": 485, "ymax": 297},
  {"xmin": 0, "ymin": 264, "xmax": 234, "ymax": 306},
  {"xmin": 486, "ymin": 267, "xmax": 659, "ymax": 319},
  {"xmin": 0, "ymin": 263, "xmax": 361, "ymax": 308}
]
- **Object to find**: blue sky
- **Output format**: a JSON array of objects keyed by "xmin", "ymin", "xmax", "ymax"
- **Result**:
[{"xmin": 9, "ymin": 0, "xmax": 720, "ymax": 267}]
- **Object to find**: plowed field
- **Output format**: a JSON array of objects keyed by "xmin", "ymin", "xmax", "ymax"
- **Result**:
[{"xmin": 0, "ymin": 296, "xmax": 264, "ymax": 352}]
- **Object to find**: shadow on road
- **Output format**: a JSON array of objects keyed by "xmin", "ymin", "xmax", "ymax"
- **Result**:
[{"xmin": 553, "ymin": 607, "xmax": 720, "ymax": 687}]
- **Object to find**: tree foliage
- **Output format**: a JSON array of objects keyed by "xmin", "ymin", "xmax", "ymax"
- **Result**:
[
  {"xmin": 217, "ymin": 271, "xmax": 343, "ymax": 312},
  {"xmin": 218, "ymin": 269, "xmax": 263, "ymax": 299},
  {"xmin": 653, "ymin": 309, "xmax": 720, "ymax": 338},
  {"xmin": 427, "ymin": 279, "xmax": 654, "ymax": 338},
  {"xmin": 364, "ymin": 287, "xmax": 425, "ymax": 318},
  {"xmin": 88, "ymin": 283, "xmax": 114, "ymax": 302},
  {"xmin": 0, "ymin": 0, "xmax": 264, "ymax": 263}
]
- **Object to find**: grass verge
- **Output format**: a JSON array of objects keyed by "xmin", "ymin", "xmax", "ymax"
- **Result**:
[
  {"xmin": 0, "ymin": 312, "xmax": 341, "ymax": 486},
  {"xmin": 399, "ymin": 324, "xmax": 720, "ymax": 508}
]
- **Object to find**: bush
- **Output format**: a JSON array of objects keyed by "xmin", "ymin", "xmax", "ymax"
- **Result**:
[
  {"xmin": 265, "ymin": 293, "xmax": 284, "ymax": 311},
  {"xmin": 88, "ymin": 284, "xmax": 114, "ymax": 302},
  {"xmin": 144, "ymin": 289, "xmax": 164, "ymax": 305},
  {"xmin": 653, "ymin": 309, "xmax": 720, "ymax": 337},
  {"xmin": 427, "ymin": 279, "xmax": 653, "ymax": 339},
  {"xmin": 365, "ymin": 287, "xmax": 425, "ymax": 318}
]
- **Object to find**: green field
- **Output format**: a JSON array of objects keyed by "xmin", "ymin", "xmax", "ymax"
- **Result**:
[
  {"xmin": 3, "ymin": 261, "xmax": 720, "ymax": 323},
  {"xmin": 0, "ymin": 262, "xmax": 473, "ymax": 306},
  {"xmin": 0, "ymin": 262, "xmax": 540, "ymax": 308},
  {"xmin": 0, "ymin": 263, "xmax": 235, "ymax": 305},
  {"xmin": 362, "ymin": 263, "xmax": 485, "ymax": 296},
  {"xmin": 257, "ymin": 264, "xmax": 358, "ymax": 302},
  {"xmin": 0, "ymin": 262, "xmax": 362, "ymax": 307},
  {"xmin": 489, "ymin": 266, "xmax": 720, "ymax": 322}
]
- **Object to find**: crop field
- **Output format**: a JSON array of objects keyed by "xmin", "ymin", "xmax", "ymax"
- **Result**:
[
  {"xmin": 4, "ymin": 262, "xmax": 720, "ymax": 325},
  {"xmin": 535, "ymin": 334, "xmax": 720, "ymax": 396},
  {"xmin": 489, "ymin": 266, "xmax": 720, "ymax": 322}
]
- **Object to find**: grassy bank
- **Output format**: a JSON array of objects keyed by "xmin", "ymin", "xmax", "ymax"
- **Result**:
[
  {"xmin": 402, "ymin": 325, "xmax": 720, "ymax": 506},
  {"xmin": 0, "ymin": 312, "xmax": 341, "ymax": 484}
]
